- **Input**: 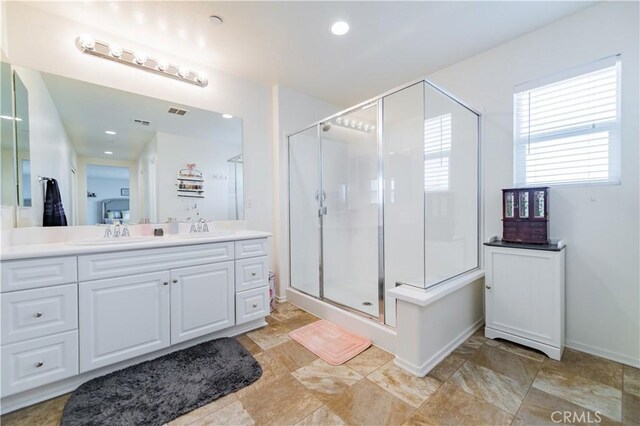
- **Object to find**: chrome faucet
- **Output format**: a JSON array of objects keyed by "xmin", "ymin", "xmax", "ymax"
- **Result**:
[
  {"xmin": 189, "ymin": 218, "xmax": 209, "ymax": 233},
  {"xmin": 103, "ymin": 225, "xmax": 113, "ymax": 239},
  {"xmin": 113, "ymin": 221, "xmax": 122, "ymax": 238},
  {"xmin": 103, "ymin": 220, "xmax": 130, "ymax": 239}
]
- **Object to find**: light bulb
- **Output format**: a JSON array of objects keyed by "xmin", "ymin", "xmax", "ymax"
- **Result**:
[
  {"xmin": 177, "ymin": 66, "xmax": 190, "ymax": 78},
  {"xmin": 104, "ymin": 151, "xmax": 113, "ymax": 155},
  {"xmin": 331, "ymin": 21, "xmax": 350, "ymax": 36},
  {"xmin": 79, "ymin": 34, "xmax": 95, "ymax": 50},
  {"xmin": 109, "ymin": 43, "xmax": 123, "ymax": 58},
  {"xmin": 222, "ymin": 114, "xmax": 233, "ymax": 119},
  {"xmin": 195, "ymin": 72, "xmax": 207, "ymax": 83},
  {"xmin": 133, "ymin": 52, "xmax": 147, "ymax": 65},
  {"xmin": 336, "ymin": 117, "xmax": 343, "ymax": 124},
  {"xmin": 156, "ymin": 59, "xmax": 169, "ymax": 72}
]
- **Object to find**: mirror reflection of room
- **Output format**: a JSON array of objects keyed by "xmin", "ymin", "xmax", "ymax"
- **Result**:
[
  {"xmin": 85, "ymin": 165, "xmax": 130, "ymax": 225},
  {"xmin": 0, "ymin": 62, "xmax": 244, "ymax": 228}
]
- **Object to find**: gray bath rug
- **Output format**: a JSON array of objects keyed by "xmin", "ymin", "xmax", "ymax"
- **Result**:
[{"xmin": 61, "ymin": 337, "xmax": 262, "ymax": 426}]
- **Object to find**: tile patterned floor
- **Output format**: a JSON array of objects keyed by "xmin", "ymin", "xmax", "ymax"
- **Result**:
[{"xmin": 2, "ymin": 302, "xmax": 639, "ymax": 426}]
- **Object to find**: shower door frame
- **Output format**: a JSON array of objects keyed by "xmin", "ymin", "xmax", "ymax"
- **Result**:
[
  {"xmin": 287, "ymin": 77, "xmax": 483, "ymax": 326},
  {"xmin": 288, "ymin": 101, "xmax": 385, "ymax": 323}
]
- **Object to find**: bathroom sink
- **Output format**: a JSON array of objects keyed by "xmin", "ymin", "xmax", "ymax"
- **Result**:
[
  {"xmin": 174, "ymin": 231, "xmax": 234, "ymax": 239},
  {"xmin": 66, "ymin": 237, "xmax": 157, "ymax": 246}
]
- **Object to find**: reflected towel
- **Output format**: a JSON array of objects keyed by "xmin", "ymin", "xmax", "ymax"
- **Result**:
[{"xmin": 43, "ymin": 178, "xmax": 68, "ymax": 227}]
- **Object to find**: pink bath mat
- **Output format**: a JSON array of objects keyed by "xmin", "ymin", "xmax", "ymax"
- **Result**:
[{"xmin": 289, "ymin": 320, "xmax": 371, "ymax": 365}]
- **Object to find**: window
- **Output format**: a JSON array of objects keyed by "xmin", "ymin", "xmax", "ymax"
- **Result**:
[
  {"xmin": 424, "ymin": 113, "xmax": 451, "ymax": 191},
  {"xmin": 514, "ymin": 56, "xmax": 621, "ymax": 186}
]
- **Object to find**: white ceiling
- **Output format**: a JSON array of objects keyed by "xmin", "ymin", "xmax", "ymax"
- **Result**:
[
  {"xmin": 41, "ymin": 72, "xmax": 243, "ymax": 161},
  {"xmin": 27, "ymin": 1, "xmax": 596, "ymax": 106}
]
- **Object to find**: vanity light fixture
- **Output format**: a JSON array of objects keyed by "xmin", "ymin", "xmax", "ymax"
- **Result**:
[
  {"xmin": 75, "ymin": 35, "xmax": 209, "ymax": 87},
  {"xmin": 105, "ymin": 130, "xmax": 116, "ymax": 135},
  {"xmin": 333, "ymin": 117, "xmax": 374, "ymax": 133},
  {"xmin": 222, "ymin": 114, "xmax": 233, "ymax": 119}
]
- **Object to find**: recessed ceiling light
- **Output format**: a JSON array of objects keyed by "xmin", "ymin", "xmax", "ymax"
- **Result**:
[
  {"xmin": 222, "ymin": 113, "xmax": 233, "ymax": 119},
  {"xmin": 331, "ymin": 21, "xmax": 349, "ymax": 36},
  {"xmin": 104, "ymin": 151, "xmax": 113, "ymax": 155},
  {"xmin": 105, "ymin": 130, "xmax": 116, "ymax": 135},
  {"xmin": 209, "ymin": 15, "xmax": 223, "ymax": 25}
]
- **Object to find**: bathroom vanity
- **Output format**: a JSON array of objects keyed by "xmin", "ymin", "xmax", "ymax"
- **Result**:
[{"xmin": 0, "ymin": 231, "xmax": 270, "ymax": 413}]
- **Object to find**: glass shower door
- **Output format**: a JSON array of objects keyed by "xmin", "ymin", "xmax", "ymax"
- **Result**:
[
  {"xmin": 289, "ymin": 126, "xmax": 321, "ymax": 297},
  {"xmin": 320, "ymin": 104, "xmax": 380, "ymax": 317}
]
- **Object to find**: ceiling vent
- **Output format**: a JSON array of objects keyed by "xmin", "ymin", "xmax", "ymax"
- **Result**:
[
  {"xmin": 168, "ymin": 107, "xmax": 188, "ymax": 116},
  {"xmin": 133, "ymin": 118, "xmax": 151, "ymax": 126}
]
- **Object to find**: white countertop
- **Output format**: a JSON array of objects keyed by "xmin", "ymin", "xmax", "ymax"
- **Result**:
[{"xmin": 0, "ymin": 230, "xmax": 272, "ymax": 261}]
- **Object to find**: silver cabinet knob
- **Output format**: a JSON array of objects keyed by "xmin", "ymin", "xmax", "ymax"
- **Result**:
[
  {"xmin": 34, "ymin": 312, "xmax": 43, "ymax": 318},
  {"xmin": 35, "ymin": 362, "xmax": 44, "ymax": 368},
  {"xmin": 163, "ymin": 281, "xmax": 169, "ymax": 286},
  {"xmin": 173, "ymin": 279, "xmax": 178, "ymax": 284},
  {"xmin": 252, "ymin": 304, "xmax": 258, "ymax": 308},
  {"xmin": 485, "ymin": 284, "xmax": 492, "ymax": 289}
]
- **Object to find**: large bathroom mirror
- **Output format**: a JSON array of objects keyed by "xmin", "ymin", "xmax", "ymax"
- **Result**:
[{"xmin": 0, "ymin": 62, "xmax": 244, "ymax": 227}]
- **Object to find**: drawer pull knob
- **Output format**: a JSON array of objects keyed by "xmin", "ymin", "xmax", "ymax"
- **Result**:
[
  {"xmin": 34, "ymin": 312, "xmax": 43, "ymax": 318},
  {"xmin": 252, "ymin": 304, "xmax": 258, "ymax": 308},
  {"xmin": 163, "ymin": 281, "xmax": 169, "ymax": 286},
  {"xmin": 485, "ymin": 284, "xmax": 492, "ymax": 290},
  {"xmin": 35, "ymin": 362, "xmax": 44, "ymax": 368},
  {"xmin": 173, "ymin": 279, "xmax": 178, "ymax": 284},
  {"xmin": 251, "ymin": 272, "xmax": 257, "ymax": 277}
]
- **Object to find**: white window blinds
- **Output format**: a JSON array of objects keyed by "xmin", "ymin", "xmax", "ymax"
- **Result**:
[
  {"xmin": 514, "ymin": 56, "xmax": 621, "ymax": 186},
  {"xmin": 424, "ymin": 113, "xmax": 451, "ymax": 191}
]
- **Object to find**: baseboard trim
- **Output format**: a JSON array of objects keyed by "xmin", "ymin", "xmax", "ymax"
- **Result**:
[
  {"xmin": 0, "ymin": 319, "xmax": 267, "ymax": 415},
  {"xmin": 275, "ymin": 294, "xmax": 287, "ymax": 303},
  {"xmin": 565, "ymin": 339, "xmax": 640, "ymax": 368},
  {"xmin": 394, "ymin": 317, "xmax": 484, "ymax": 377}
]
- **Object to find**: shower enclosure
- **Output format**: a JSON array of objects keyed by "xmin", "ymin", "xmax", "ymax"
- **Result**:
[{"xmin": 288, "ymin": 80, "xmax": 480, "ymax": 327}]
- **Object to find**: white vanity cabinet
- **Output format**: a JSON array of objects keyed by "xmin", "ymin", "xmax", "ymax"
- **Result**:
[
  {"xmin": 1, "ymin": 234, "xmax": 271, "ymax": 411},
  {"xmin": 484, "ymin": 240, "xmax": 566, "ymax": 360}
]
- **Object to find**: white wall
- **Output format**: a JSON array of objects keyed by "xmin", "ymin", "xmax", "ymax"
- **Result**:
[
  {"xmin": 429, "ymin": 1, "xmax": 640, "ymax": 366},
  {"xmin": 12, "ymin": 66, "xmax": 77, "ymax": 227},
  {"xmin": 137, "ymin": 135, "xmax": 158, "ymax": 223},
  {"xmin": 3, "ymin": 2, "xmax": 274, "ymax": 263},
  {"xmin": 272, "ymin": 85, "xmax": 341, "ymax": 298}
]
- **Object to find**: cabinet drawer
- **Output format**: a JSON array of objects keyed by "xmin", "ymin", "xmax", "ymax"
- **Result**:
[
  {"xmin": 1, "ymin": 331, "xmax": 79, "ymax": 397},
  {"xmin": 236, "ymin": 287, "xmax": 269, "ymax": 325},
  {"xmin": 235, "ymin": 256, "xmax": 268, "ymax": 292},
  {"xmin": 235, "ymin": 239, "xmax": 268, "ymax": 259},
  {"xmin": 1, "ymin": 257, "xmax": 77, "ymax": 292},
  {"xmin": 78, "ymin": 242, "xmax": 234, "ymax": 281},
  {"xmin": 1, "ymin": 284, "xmax": 78, "ymax": 345}
]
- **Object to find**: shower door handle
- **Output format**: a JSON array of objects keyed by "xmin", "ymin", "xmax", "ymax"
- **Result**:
[{"xmin": 318, "ymin": 207, "xmax": 327, "ymax": 216}]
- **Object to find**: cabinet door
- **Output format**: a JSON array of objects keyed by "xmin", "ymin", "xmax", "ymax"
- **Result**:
[
  {"xmin": 170, "ymin": 262, "xmax": 234, "ymax": 345},
  {"xmin": 79, "ymin": 271, "xmax": 170, "ymax": 372},
  {"xmin": 485, "ymin": 248, "xmax": 561, "ymax": 347}
]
